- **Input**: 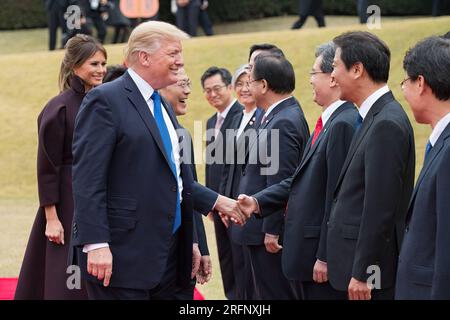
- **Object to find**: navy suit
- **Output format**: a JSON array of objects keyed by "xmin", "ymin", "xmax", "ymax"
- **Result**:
[
  {"xmin": 235, "ymin": 97, "xmax": 310, "ymax": 299},
  {"xmin": 219, "ymin": 107, "xmax": 263, "ymax": 299},
  {"xmin": 327, "ymin": 92, "xmax": 415, "ymax": 298},
  {"xmin": 205, "ymin": 101, "xmax": 243, "ymax": 299},
  {"xmin": 254, "ymin": 102, "xmax": 358, "ymax": 299},
  {"xmin": 70, "ymin": 71, "xmax": 217, "ymax": 295},
  {"xmin": 396, "ymin": 123, "xmax": 450, "ymax": 299}
]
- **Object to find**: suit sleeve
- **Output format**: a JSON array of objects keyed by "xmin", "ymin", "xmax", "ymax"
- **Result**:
[
  {"xmin": 71, "ymin": 89, "xmax": 118, "ymax": 247},
  {"xmin": 194, "ymin": 212, "xmax": 210, "ymax": 256},
  {"xmin": 316, "ymin": 121, "xmax": 356, "ymax": 261},
  {"xmin": 36, "ymin": 104, "xmax": 66, "ymax": 207},
  {"xmin": 431, "ymin": 149, "xmax": 450, "ymax": 299},
  {"xmin": 253, "ymin": 176, "xmax": 293, "ymax": 218},
  {"xmin": 351, "ymin": 120, "xmax": 409, "ymax": 281},
  {"xmin": 192, "ymin": 181, "xmax": 218, "ymax": 216},
  {"xmin": 262, "ymin": 117, "xmax": 306, "ymax": 235}
]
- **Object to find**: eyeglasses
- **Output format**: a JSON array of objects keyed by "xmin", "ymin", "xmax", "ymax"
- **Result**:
[
  {"xmin": 400, "ymin": 77, "xmax": 412, "ymax": 88},
  {"xmin": 177, "ymin": 80, "xmax": 191, "ymax": 89},
  {"xmin": 245, "ymin": 78, "xmax": 262, "ymax": 87},
  {"xmin": 309, "ymin": 70, "xmax": 326, "ymax": 76},
  {"xmin": 203, "ymin": 84, "xmax": 227, "ymax": 95}
]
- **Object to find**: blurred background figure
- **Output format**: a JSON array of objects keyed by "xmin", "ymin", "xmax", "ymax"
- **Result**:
[
  {"xmin": 432, "ymin": 0, "xmax": 442, "ymax": 17},
  {"xmin": 198, "ymin": 0, "xmax": 214, "ymax": 36},
  {"xmin": 103, "ymin": 64, "xmax": 127, "ymax": 82},
  {"xmin": 44, "ymin": 0, "xmax": 69, "ymax": 50},
  {"xmin": 14, "ymin": 34, "xmax": 107, "ymax": 300},
  {"xmin": 175, "ymin": 0, "xmax": 200, "ymax": 36},
  {"xmin": 82, "ymin": 0, "xmax": 110, "ymax": 43},
  {"xmin": 357, "ymin": 0, "xmax": 368, "ymax": 24},
  {"xmin": 291, "ymin": 0, "xmax": 326, "ymax": 29},
  {"xmin": 106, "ymin": 0, "xmax": 131, "ymax": 43}
]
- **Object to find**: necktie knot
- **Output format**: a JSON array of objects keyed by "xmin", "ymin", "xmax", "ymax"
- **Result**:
[
  {"xmin": 355, "ymin": 114, "xmax": 363, "ymax": 131},
  {"xmin": 311, "ymin": 116, "xmax": 323, "ymax": 146},
  {"xmin": 424, "ymin": 141, "xmax": 433, "ymax": 161}
]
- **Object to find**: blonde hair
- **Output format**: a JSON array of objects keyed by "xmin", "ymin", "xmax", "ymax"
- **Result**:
[
  {"xmin": 124, "ymin": 21, "xmax": 189, "ymax": 66},
  {"xmin": 59, "ymin": 34, "xmax": 107, "ymax": 92}
]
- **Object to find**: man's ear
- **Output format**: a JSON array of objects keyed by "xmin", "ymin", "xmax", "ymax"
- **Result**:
[
  {"xmin": 261, "ymin": 79, "xmax": 269, "ymax": 94},
  {"xmin": 417, "ymin": 75, "xmax": 427, "ymax": 96},
  {"xmin": 138, "ymin": 51, "xmax": 151, "ymax": 67},
  {"xmin": 329, "ymin": 75, "xmax": 338, "ymax": 88},
  {"xmin": 352, "ymin": 62, "xmax": 364, "ymax": 80}
]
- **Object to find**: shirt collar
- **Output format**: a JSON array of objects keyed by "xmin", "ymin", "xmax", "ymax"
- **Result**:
[
  {"xmin": 217, "ymin": 98, "xmax": 237, "ymax": 119},
  {"xmin": 359, "ymin": 85, "xmax": 390, "ymax": 120},
  {"xmin": 264, "ymin": 96, "xmax": 292, "ymax": 118},
  {"xmin": 128, "ymin": 68, "xmax": 155, "ymax": 102},
  {"xmin": 429, "ymin": 112, "xmax": 450, "ymax": 146},
  {"xmin": 321, "ymin": 100, "xmax": 345, "ymax": 126}
]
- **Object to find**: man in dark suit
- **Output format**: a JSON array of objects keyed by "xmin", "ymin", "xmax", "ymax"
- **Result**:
[
  {"xmin": 396, "ymin": 36, "xmax": 450, "ymax": 300},
  {"xmin": 160, "ymin": 68, "xmax": 212, "ymax": 298},
  {"xmin": 70, "ymin": 21, "xmax": 246, "ymax": 300},
  {"xmin": 326, "ymin": 31, "xmax": 415, "ymax": 300},
  {"xmin": 238, "ymin": 42, "xmax": 358, "ymax": 299},
  {"xmin": 176, "ymin": 0, "xmax": 200, "ymax": 37},
  {"xmin": 291, "ymin": 0, "xmax": 326, "ymax": 29},
  {"xmin": 233, "ymin": 53, "xmax": 309, "ymax": 299},
  {"xmin": 202, "ymin": 66, "xmax": 243, "ymax": 299},
  {"xmin": 357, "ymin": 0, "xmax": 368, "ymax": 24}
]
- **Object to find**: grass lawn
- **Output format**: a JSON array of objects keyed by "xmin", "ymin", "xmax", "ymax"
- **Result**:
[{"xmin": 0, "ymin": 15, "xmax": 449, "ymax": 300}]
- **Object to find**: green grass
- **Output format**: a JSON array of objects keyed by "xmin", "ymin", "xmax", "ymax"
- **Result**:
[{"xmin": 1, "ymin": 15, "xmax": 449, "ymax": 300}]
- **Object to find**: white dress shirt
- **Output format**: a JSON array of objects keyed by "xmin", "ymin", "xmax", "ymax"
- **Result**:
[
  {"xmin": 321, "ymin": 100, "xmax": 346, "ymax": 126},
  {"xmin": 359, "ymin": 85, "xmax": 390, "ymax": 120},
  {"xmin": 236, "ymin": 107, "xmax": 257, "ymax": 139},
  {"xmin": 83, "ymin": 68, "xmax": 184, "ymax": 253},
  {"xmin": 429, "ymin": 112, "xmax": 450, "ymax": 147}
]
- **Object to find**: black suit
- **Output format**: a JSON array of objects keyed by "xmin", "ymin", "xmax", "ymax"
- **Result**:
[
  {"xmin": 45, "ymin": 0, "xmax": 68, "ymax": 50},
  {"xmin": 235, "ymin": 97, "xmax": 310, "ymax": 299},
  {"xmin": 327, "ymin": 91, "xmax": 415, "ymax": 299},
  {"xmin": 70, "ymin": 72, "xmax": 218, "ymax": 299},
  {"xmin": 396, "ymin": 123, "xmax": 450, "ymax": 299},
  {"xmin": 205, "ymin": 100, "xmax": 243, "ymax": 299},
  {"xmin": 254, "ymin": 102, "xmax": 358, "ymax": 299},
  {"xmin": 219, "ymin": 107, "xmax": 263, "ymax": 299}
]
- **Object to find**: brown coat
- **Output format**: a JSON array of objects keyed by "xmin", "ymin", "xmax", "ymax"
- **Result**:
[{"xmin": 15, "ymin": 76, "xmax": 88, "ymax": 299}]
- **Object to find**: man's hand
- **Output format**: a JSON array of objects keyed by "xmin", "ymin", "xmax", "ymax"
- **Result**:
[
  {"xmin": 237, "ymin": 194, "xmax": 259, "ymax": 217},
  {"xmin": 191, "ymin": 243, "xmax": 201, "ymax": 279},
  {"xmin": 348, "ymin": 277, "xmax": 372, "ymax": 300},
  {"xmin": 218, "ymin": 212, "xmax": 229, "ymax": 228},
  {"xmin": 87, "ymin": 247, "xmax": 113, "ymax": 287},
  {"xmin": 264, "ymin": 233, "xmax": 282, "ymax": 253},
  {"xmin": 313, "ymin": 260, "xmax": 328, "ymax": 283},
  {"xmin": 197, "ymin": 255, "xmax": 212, "ymax": 284},
  {"xmin": 200, "ymin": 0, "xmax": 209, "ymax": 10},
  {"xmin": 214, "ymin": 195, "xmax": 247, "ymax": 225},
  {"xmin": 177, "ymin": 0, "xmax": 190, "ymax": 7}
]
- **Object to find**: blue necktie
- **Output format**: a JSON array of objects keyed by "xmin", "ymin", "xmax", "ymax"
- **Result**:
[
  {"xmin": 355, "ymin": 114, "xmax": 363, "ymax": 132},
  {"xmin": 424, "ymin": 141, "xmax": 432, "ymax": 162},
  {"xmin": 152, "ymin": 91, "xmax": 181, "ymax": 234}
]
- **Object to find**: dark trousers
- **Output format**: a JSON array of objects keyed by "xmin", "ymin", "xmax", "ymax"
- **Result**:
[
  {"xmin": 176, "ymin": 1, "xmax": 200, "ymax": 37},
  {"xmin": 301, "ymin": 281, "xmax": 347, "ymax": 300},
  {"xmin": 292, "ymin": 14, "xmax": 326, "ymax": 29},
  {"xmin": 47, "ymin": 2, "xmax": 67, "ymax": 50},
  {"xmin": 247, "ymin": 245, "xmax": 300, "ymax": 300},
  {"xmin": 87, "ymin": 12, "xmax": 106, "ymax": 43},
  {"xmin": 357, "ymin": 0, "xmax": 369, "ymax": 24},
  {"xmin": 86, "ymin": 233, "xmax": 179, "ymax": 300},
  {"xmin": 232, "ymin": 242, "xmax": 256, "ymax": 300},
  {"xmin": 432, "ymin": 0, "xmax": 442, "ymax": 16},
  {"xmin": 198, "ymin": 9, "xmax": 213, "ymax": 36},
  {"xmin": 213, "ymin": 214, "xmax": 236, "ymax": 299},
  {"xmin": 174, "ymin": 278, "xmax": 196, "ymax": 300}
]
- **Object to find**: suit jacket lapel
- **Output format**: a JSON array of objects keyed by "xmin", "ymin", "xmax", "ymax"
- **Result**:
[
  {"xmin": 334, "ymin": 93, "xmax": 394, "ymax": 196},
  {"xmin": 123, "ymin": 72, "xmax": 173, "ymax": 170},
  {"xmin": 406, "ymin": 124, "xmax": 450, "ymax": 220}
]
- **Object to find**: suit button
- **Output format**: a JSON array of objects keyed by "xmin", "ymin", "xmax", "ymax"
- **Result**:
[
  {"xmin": 333, "ymin": 198, "xmax": 337, "ymax": 203},
  {"xmin": 171, "ymin": 185, "xmax": 177, "ymax": 192},
  {"xmin": 405, "ymin": 226, "xmax": 409, "ymax": 233},
  {"xmin": 168, "ymin": 214, "xmax": 174, "ymax": 221}
]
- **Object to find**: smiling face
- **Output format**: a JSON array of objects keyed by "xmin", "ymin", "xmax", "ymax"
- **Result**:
[
  {"xmin": 146, "ymin": 38, "xmax": 184, "ymax": 89},
  {"xmin": 310, "ymin": 55, "xmax": 333, "ymax": 107},
  {"xmin": 331, "ymin": 47, "xmax": 354, "ymax": 102},
  {"xmin": 161, "ymin": 69, "xmax": 191, "ymax": 116},
  {"xmin": 203, "ymin": 73, "xmax": 233, "ymax": 112},
  {"xmin": 234, "ymin": 73, "xmax": 255, "ymax": 108},
  {"xmin": 73, "ymin": 50, "xmax": 107, "ymax": 91}
]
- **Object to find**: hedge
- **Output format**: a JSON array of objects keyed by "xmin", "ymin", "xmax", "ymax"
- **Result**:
[{"xmin": 1, "ymin": 0, "xmax": 449, "ymax": 30}]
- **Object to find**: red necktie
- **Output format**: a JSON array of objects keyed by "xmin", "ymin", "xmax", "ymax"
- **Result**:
[{"xmin": 311, "ymin": 116, "xmax": 323, "ymax": 146}]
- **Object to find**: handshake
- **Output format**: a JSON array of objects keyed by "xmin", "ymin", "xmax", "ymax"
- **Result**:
[{"xmin": 213, "ymin": 194, "xmax": 260, "ymax": 226}]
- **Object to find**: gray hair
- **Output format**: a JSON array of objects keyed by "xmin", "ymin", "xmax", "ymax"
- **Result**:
[{"xmin": 315, "ymin": 41, "xmax": 336, "ymax": 74}]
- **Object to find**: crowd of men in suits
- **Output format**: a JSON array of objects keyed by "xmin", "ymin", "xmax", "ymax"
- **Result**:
[{"xmin": 68, "ymin": 19, "xmax": 450, "ymax": 300}]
